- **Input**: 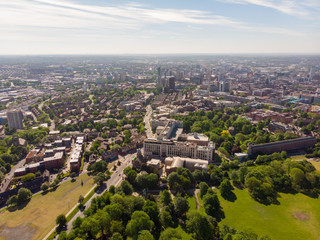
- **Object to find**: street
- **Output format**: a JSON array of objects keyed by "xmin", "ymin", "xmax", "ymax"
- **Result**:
[
  {"xmin": 0, "ymin": 158, "xmax": 26, "ymax": 193},
  {"xmin": 59, "ymin": 152, "xmax": 136, "ymax": 237}
]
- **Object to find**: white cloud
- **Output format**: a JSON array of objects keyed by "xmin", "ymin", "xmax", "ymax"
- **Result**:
[
  {"xmin": 219, "ymin": 0, "xmax": 316, "ymax": 18},
  {"xmin": 0, "ymin": 0, "xmax": 302, "ymax": 36}
]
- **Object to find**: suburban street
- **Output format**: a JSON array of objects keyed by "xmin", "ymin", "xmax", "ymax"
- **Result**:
[{"xmin": 47, "ymin": 152, "xmax": 137, "ymax": 238}]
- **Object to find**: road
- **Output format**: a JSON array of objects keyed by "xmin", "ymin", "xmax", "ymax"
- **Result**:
[
  {"xmin": 144, "ymin": 105, "xmax": 154, "ymax": 139},
  {"xmin": 44, "ymin": 152, "xmax": 136, "ymax": 239},
  {"xmin": 65, "ymin": 153, "xmax": 135, "ymax": 232},
  {"xmin": 0, "ymin": 158, "xmax": 26, "ymax": 193}
]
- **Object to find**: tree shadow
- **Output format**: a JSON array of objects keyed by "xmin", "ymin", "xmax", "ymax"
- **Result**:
[
  {"xmin": 8, "ymin": 198, "xmax": 31, "ymax": 212},
  {"xmin": 56, "ymin": 225, "xmax": 67, "ymax": 234},
  {"xmin": 95, "ymin": 183, "xmax": 107, "ymax": 193},
  {"xmin": 255, "ymin": 196, "xmax": 280, "ymax": 206},
  {"xmin": 301, "ymin": 190, "xmax": 319, "ymax": 199},
  {"xmin": 221, "ymin": 191, "xmax": 237, "ymax": 202},
  {"xmin": 41, "ymin": 190, "xmax": 48, "ymax": 196},
  {"xmin": 49, "ymin": 185, "xmax": 59, "ymax": 192},
  {"xmin": 214, "ymin": 209, "xmax": 225, "ymax": 222}
]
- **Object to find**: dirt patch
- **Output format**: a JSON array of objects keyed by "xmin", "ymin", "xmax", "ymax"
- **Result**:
[
  {"xmin": 0, "ymin": 223, "xmax": 37, "ymax": 240},
  {"xmin": 293, "ymin": 212, "xmax": 310, "ymax": 220}
]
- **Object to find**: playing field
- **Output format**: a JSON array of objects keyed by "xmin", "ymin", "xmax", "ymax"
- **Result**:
[
  {"xmin": 0, "ymin": 174, "xmax": 94, "ymax": 240},
  {"xmin": 218, "ymin": 188, "xmax": 320, "ymax": 240}
]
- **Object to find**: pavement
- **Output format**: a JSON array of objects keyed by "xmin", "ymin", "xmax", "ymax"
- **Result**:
[{"xmin": 44, "ymin": 152, "xmax": 136, "ymax": 239}]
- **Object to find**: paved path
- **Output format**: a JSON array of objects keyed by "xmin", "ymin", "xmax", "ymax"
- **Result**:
[{"xmin": 0, "ymin": 158, "xmax": 26, "ymax": 193}]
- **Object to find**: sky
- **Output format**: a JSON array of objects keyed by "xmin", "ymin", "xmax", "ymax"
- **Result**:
[{"xmin": 0, "ymin": 0, "xmax": 319, "ymax": 55}]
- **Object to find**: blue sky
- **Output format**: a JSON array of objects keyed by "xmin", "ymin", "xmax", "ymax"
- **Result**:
[{"xmin": 0, "ymin": 0, "xmax": 319, "ymax": 54}]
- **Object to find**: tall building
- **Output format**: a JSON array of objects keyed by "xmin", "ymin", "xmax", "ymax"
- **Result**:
[
  {"xmin": 7, "ymin": 110, "xmax": 24, "ymax": 129},
  {"xmin": 168, "ymin": 77, "xmax": 175, "ymax": 91},
  {"xmin": 219, "ymin": 81, "xmax": 230, "ymax": 92}
]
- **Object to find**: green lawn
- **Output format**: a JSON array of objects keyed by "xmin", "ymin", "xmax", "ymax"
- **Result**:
[
  {"xmin": 309, "ymin": 159, "xmax": 320, "ymax": 171},
  {"xmin": 218, "ymin": 188, "xmax": 320, "ymax": 240},
  {"xmin": 0, "ymin": 174, "xmax": 94, "ymax": 240},
  {"xmin": 187, "ymin": 196, "xmax": 197, "ymax": 212},
  {"xmin": 290, "ymin": 155, "xmax": 307, "ymax": 161},
  {"xmin": 197, "ymin": 192, "xmax": 205, "ymax": 214}
]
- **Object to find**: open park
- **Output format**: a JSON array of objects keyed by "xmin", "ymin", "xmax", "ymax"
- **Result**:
[
  {"xmin": 0, "ymin": 174, "xmax": 94, "ymax": 240},
  {"xmin": 218, "ymin": 188, "xmax": 320, "ymax": 240}
]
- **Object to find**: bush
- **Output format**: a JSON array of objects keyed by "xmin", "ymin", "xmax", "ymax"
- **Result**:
[
  {"xmin": 17, "ymin": 188, "xmax": 32, "ymax": 205},
  {"xmin": 56, "ymin": 214, "xmax": 67, "ymax": 229},
  {"xmin": 21, "ymin": 173, "xmax": 36, "ymax": 183},
  {"xmin": 41, "ymin": 182, "xmax": 49, "ymax": 192}
]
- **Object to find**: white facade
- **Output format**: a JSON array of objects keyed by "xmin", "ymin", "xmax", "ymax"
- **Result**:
[{"xmin": 143, "ymin": 139, "xmax": 215, "ymax": 161}]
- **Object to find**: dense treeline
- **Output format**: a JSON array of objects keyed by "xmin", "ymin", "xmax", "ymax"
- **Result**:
[{"xmin": 173, "ymin": 109, "xmax": 297, "ymax": 157}]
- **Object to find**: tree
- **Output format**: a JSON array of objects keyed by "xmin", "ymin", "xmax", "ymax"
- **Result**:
[
  {"xmin": 290, "ymin": 168, "xmax": 305, "ymax": 189},
  {"xmin": 219, "ymin": 179, "xmax": 233, "ymax": 198},
  {"xmin": 78, "ymin": 195, "xmax": 84, "ymax": 204},
  {"xmin": 174, "ymin": 196, "xmax": 189, "ymax": 218},
  {"xmin": 56, "ymin": 214, "xmax": 67, "ymax": 229},
  {"xmin": 111, "ymin": 232, "xmax": 123, "ymax": 240},
  {"xmin": 105, "ymin": 203, "xmax": 125, "ymax": 221},
  {"xmin": 159, "ymin": 228, "xmax": 182, "ymax": 240},
  {"xmin": 119, "ymin": 180, "xmax": 133, "ymax": 195},
  {"xmin": 199, "ymin": 182, "xmax": 209, "ymax": 198},
  {"xmin": 159, "ymin": 210, "xmax": 174, "ymax": 228},
  {"xmin": 109, "ymin": 185, "xmax": 116, "ymax": 194},
  {"xmin": 186, "ymin": 211, "xmax": 216, "ymax": 240},
  {"xmin": 94, "ymin": 210, "xmax": 111, "ymax": 237},
  {"xmin": 167, "ymin": 168, "xmax": 194, "ymax": 193},
  {"xmin": 126, "ymin": 169, "xmax": 137, "ymax": 184},
  {"xmin": 6, "ymin": 195, "xmax": 17, "ymax": 206},
  {"xmin": 110, "ymin": 220, "xmax": 125, "ymax": 235},
  {"xmin": 126, "ymin": 211, "xmax": 154, "ymax": 239},
  {"xmin": 94, "ymin": 172, "xmax": 106, "ymax": 187},
  {"xmin": 138, "ymin": 230, "xmax": 154, "ymax": 240},
  {"xmin": 58, "ymin": 231, "xmax": 68, "ymax": 240},
  {"xmin": 203, "ymin": 193, "xmax": 220, "ymax": 217},
  {"xmin": 41, "ymin": 182, "xmax": 49, "ymax": 192},
  {"xmin": 21, "ymin": 173, "xmax": 36, "ymax": 183},
  {"xmin": 143, "ymin": 200, "xmax": 160, "ymax": 224},
  {"xmin": 159, "ymin": 190, "xmax": 172, "ymax": 206},
  {"xmin": 81, "ymin": 217, "xmax": 100, "ymax": 239},
  {"xmin": 17, "ymin": 188, "xmax": 32, "ymax": 205}
]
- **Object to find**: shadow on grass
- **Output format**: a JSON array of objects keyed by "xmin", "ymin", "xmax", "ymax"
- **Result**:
[
  {"xmin": 7, "ymin": 198, "xmax": 31, "ymax": 212},
  {"xmin": 215, "ymin": 209, "xmax": 226, "ymax": 222},
  {"xmin": 301, "ymin": 190, "xmax": 319, "ymax": 199},
  {"xmin": 221, "ymin": 191, "xmax": 237, "ymax": 202}
]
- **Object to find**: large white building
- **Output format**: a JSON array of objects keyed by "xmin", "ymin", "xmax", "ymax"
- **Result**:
[{"xmin": 143, "ymin": 136, "xmax": 215, "ymax": 162}]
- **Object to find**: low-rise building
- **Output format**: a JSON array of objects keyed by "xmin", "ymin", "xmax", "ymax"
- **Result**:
[{"xmin": 165, "ymin": 156, "xmax": 208, "ymax": 175}]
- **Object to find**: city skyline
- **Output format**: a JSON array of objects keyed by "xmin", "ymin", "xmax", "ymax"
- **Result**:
[{"xmin": 0, "ymin": 0, "xmax": 319, "ymax": 55}]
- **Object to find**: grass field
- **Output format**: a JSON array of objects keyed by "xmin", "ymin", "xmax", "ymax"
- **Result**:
[
  {"xmin": 187, "ymin": 196, "xmax": 197, "ymax": 212},
  {"xmin": 218, "ymin": 188, "xmax": 320, "ymax": 240},
  {"xmin": 197, "ymin": 192, "xmax": 206, "ymax": 214},
  {"xmin": 290, "ymin": 155, "xmax": 307, "ymax": 161},
  {"xmin": 0, "ymin": 174, "xmax": 94, "ymax": 240},
  {"xmin": 309, "ymin": 159, "xmax": 320, "ymax": 171}
]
